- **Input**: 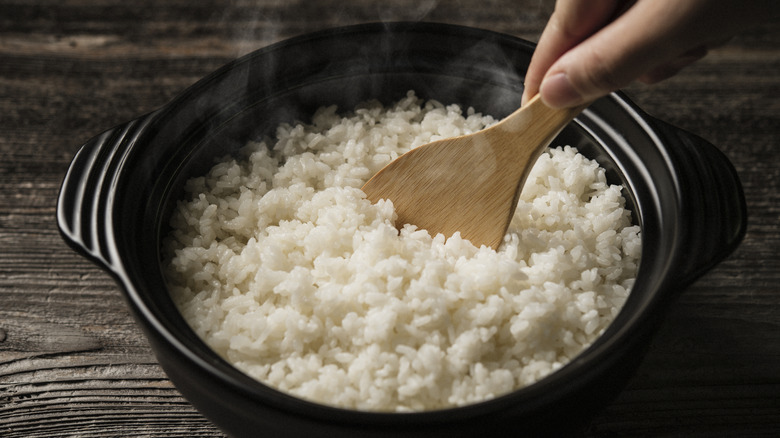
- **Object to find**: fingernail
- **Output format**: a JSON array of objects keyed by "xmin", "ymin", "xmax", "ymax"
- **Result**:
[{"xmin": 540, "ymin": 73, "xmax": 583, "ymax": 108}]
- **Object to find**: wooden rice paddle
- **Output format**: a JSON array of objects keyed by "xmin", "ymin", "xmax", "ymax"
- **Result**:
[{"xmin": 361, "ymin": 95, "xmax": 589, "ymax": 250}]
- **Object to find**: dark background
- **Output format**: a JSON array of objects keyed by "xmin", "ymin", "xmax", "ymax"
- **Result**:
[{"xmin": 1, "ymin": 1, "xmax": 778, "ymax": 436}]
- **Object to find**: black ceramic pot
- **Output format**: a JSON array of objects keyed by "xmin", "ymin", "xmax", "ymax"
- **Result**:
[{"xmin": 57, "ymin": 22, "xmax": 747, "ymax": 437}]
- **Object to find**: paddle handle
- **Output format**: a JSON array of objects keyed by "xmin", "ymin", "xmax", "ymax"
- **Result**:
[{"xmin": 491, "ymin": 94, "xmax": 588, "ymax": 160}]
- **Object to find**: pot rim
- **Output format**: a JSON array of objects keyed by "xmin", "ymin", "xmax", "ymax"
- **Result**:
[{"xmin": 135, "ymin": 23, "xmax": 664, "ymax": 418}]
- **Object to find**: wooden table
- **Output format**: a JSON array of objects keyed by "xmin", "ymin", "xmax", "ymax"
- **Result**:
[{"xmin": 2, "ymin": 1, "xmax": 778, "ymax": 436}]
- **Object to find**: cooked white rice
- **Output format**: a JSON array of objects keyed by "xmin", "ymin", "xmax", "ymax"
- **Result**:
[{"xmin": 162, "ymin": 91, "xmax": 641, "ymax": 412}]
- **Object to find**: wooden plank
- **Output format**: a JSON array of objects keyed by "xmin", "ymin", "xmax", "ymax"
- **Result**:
[{"xmin": 1, "ymin": 0, "xmax": 778, "ymax": 436}]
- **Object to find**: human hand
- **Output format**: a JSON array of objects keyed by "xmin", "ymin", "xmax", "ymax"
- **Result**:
[{"xmin": 522, "ymin": 0, "xmax": 778, "ymax": 108}]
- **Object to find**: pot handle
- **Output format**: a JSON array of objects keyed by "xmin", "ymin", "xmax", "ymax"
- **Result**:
[
  {"xmin": 650, "ymin": 118, "xmax": 747, "ymax": 288},
  {"xmin": 57, "ymin": 113, "xmax": 157, "ymax": 272}
]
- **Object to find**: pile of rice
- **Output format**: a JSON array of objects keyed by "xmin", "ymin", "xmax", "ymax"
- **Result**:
[{"xmin": 162, "ymin": 91, "xmax": 641, "ymax": 412}]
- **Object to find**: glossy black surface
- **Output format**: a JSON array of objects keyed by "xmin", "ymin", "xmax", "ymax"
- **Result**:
[{"xmin": 58, "ymin": 22, "xmax": 746, "ymax": 437}]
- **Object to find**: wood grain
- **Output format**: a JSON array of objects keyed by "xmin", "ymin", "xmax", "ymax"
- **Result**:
[{"xmin": 1, "ymin": 1, "xmax": 778, "ymax": 437}]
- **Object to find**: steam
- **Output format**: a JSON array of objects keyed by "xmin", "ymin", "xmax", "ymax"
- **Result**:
[
  {"xmin": 212, "ymin": 0, "xmax": 475, "ymax": 58},
  {"xmin": 376, "ymin": 0, "xmax": 440, "ymax": 22}
]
